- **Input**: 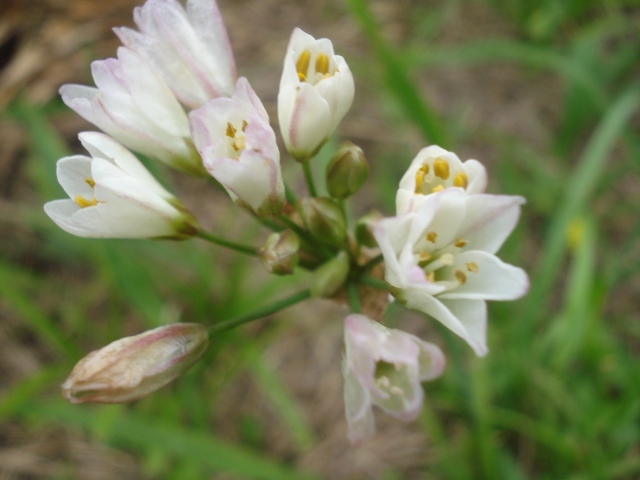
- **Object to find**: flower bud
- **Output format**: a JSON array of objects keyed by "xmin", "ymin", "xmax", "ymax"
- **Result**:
[
  {"xmin": 258, "ymin": 230, "xmax": 300, "ymax": 275},
  {"xmin": 355, "ymin": 210, "xmax": 383, "ymax": 248},
  {"xmin": 301, "ymin": 197, "xmax": 346, "ymax": 247},
  {"xmin": 310, "ymin": 250, "xmax": 350, "ymax": 298},
  {"xmin": 325, "ymin": 142, "xmax": 369, "ymax": 199},
  {"xmin": 62, "ymin": 323, "xmax": 209, "ymax": 404}
]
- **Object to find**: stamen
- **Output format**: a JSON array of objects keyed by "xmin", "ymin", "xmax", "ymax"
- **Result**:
[
  {"xmin": 454, "ymin": 238, "xmax": 467, "ymax": 248},
  {"xmin": 315, "ymin": 53, "xmax": 329, "ymax": 75},
  {"xmin": 226, "ymin": 123, "xmax": 236, "ymax": 138},
  {"xmin": 433, "ymin": 158, "xmax": 450, "ymax": 180},
  {"xmin": 440, "ymin": 253, "xmax": 454, "ymax": 265},
  {"xmin": 431, "ymin": 185, "xmax": 445, "ymax": 193},
  {"xmin": 376, "ymin": 376, "xmax": 390, "ymax": 388},
  {"xmin": 466, "ymin": 262, "xmax": 479, "ymax": 273},
  {"xmin": 453, "ymin": 172, "xmax": 468, "ymax": 189},
  {"xmin": 242, "ymin": 120, "xmax": 248, "ymax": 132},
  {"xmin": 426, "ymin": 231, "xmax": 438, "ymax": 243},
  {"xmin": 85, "ymin": 178, "xmax": 96, "ymax": 188},
  {"xmin": 425, "ymin": 271, "xmax": 436, "ymax": 282},
  {"xmin": 454, "ymin": 269, "xmax": 467, "ymax": 284},
  {"xmin": 296, "ymin": 49, "xmax": 311, "ymax": 82},
  {"xmin": 390, "ymin": 386, "xmax": 404, "ymax": 396},
  {"xmin": 414, "ymin": 165, "xmax": 429, "ymax": 192},
  {"xmin": 417, "ymin": 250, "xmax": 432, "ymax": 267},
  {"xmin": 74, "ymin": 195, "xmax": 97, "ymax": 208}
]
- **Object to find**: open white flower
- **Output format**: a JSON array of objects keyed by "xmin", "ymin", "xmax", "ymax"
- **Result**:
[
  {"xmin": 44, "ymin": 132, "xmax": 198, "ymax": 239},
  {"xmin": 343, "ymin": 314, "xmax": 445, "ymax": 446},
  {"xmin": 59, "ymin": 47, "xmax": 204, "ymax": 176},
  {"xmin": 114, "ymin": 0, "xmax": 236, "ymax": 109},
  {"xmin": 278, "ymin": 28, "xmax": 355, "ymax": 161},
  {"xmin": 374, "ymin": 188, "xmax": 528, "ymax": 356},
  {"xmin": 396, "ymin": 145, "xmax": 488, "ymax": 215},
  {"xmin": 189, "ymin": 77, "xmax": 284, "ymax": 217}
]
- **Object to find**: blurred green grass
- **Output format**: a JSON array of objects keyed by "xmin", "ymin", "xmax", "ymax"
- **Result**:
[{"xmin": 2, "ymin": 0, "xmax": 640, "ymax": 478}]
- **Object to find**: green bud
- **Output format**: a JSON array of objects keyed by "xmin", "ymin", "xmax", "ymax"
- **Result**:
[
  {"xmin": 325, "ymin": 142, "xmax": 369, "ymax": 199},
  {"xmin": 301, "ymin": 197, "xmax": 346, "ymax": 247},
  {"xmin": 258, "ymin": 230, "xmax": 300, "ymax": 275},
  {"xmin": 355, "ymin": 210, "xmax": 383, "ymax": 248},
  {"xmin": 310, "ymin": 251, "xmax": 350, "ymax": 298}
]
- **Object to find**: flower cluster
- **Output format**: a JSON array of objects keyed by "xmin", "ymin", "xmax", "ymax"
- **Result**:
[{"xmin": 47, "ymin": 0, "xmax": 528, "ymax": 446}]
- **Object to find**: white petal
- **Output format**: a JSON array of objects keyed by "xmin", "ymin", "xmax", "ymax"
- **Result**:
[
  {"xmin": 44, "ymin": 200, "xmax": 96, "ymax": 237},
  {"xmin": 413, "ymin": 339, "xmax": 446, "ymax": 381},
  {"xmin": 439, "ymin": 250, "xmax": 530, "ymax": 301},
  {"xmin": 343, "ymin": 366, "xmax": 375, "ymax": 446},
  {"xmin": 463, "ymin": 159, "xmax": 488, "ymax": 194},
  {"xmin": 458, "ymin": 194, "xmax": 525, "ymax": 254},
  {"xmin": 404, "ymin": 290, "xmax": 488, "ymax": 356},
  {"xmin": 78, "ymin": 132, "xmax": 173, "ymax": 200},
  {"xmin": 55, "ymin": 155, "xmax": 93, "ymax": 199}
]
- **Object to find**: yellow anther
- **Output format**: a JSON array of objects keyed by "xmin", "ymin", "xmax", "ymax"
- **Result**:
[
  {"xmin": 425, "ymin": 271, "xmax": 436, "ymax": 283},
  {"xmin": 74, "ymin": 195, "xmax": 97, "ymax": 208},
  {"xmin": 439, "ymin": 253, "xmax": 454, "ymax": 265},
  {"xmin": 85, "ymin": 178, "xmax": 96, "ymax": 188},
  {"xmin": 433, "ymin": 158, "xmax": 450, "ymax": 180},
  {"xmin": 466, "ymin": 262, "xmax": 479, "ymax": 273},
  {"xmin": 242, "ymin": 120, "xmax": 248, "ymax": 132},
  {"xmin": 226, "ymin": 122, "xmax": 237, "ymax": 138},
  {"xmin": 453, "ymin": 172, "xmax": 468, "ymax": 189},
  {"xmin": 454, "ymin": 238, "xmax": 467, "ymax": 248},
  {"xmin": 414, "ymin": 165, "xmax": 430, "ymax": 192},
  {"xmin": 315, "ymin": 53, "xmax": 330, "ymax": 75},
  {"xmin": 454, "ymin": 269, "xmax": 467, "ymax": 284},
  {"xmin": 431, "ymin": 185, "xmax": 445, "ymax": 193},
  {"xmin": 296, "ymin": 49, "xmax": 311, "ymax": 82},
  {"xmin": 426, "ymin": 231, "xmax": 438, "ymax": 243}
]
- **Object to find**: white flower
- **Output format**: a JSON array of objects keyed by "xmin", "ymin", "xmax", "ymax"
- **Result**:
[
  {"xmin": 114, "ymin": 0, "xmax": 236, "ymax": 109},
  {"xmin": 59, "ymin": 47, "xmax": 204, "ymax": 176},
  {"xmin": 374, "ymin": 188, "xmax": 529, "ymax": 356},
  {"xmin": 396, "ymin": 145, "xmax": 488, "ymax": 215},
  {"xmin": 44, "ymin": 132, "xmax": 198, "ymax": 239},
  {"xmin": 278, "ymin": 28, "xmax": 355, "ymax": 161},
  {"xmin": 62, "ymin": 323, "xmax": 209, "ymax": 404},
  {"xmin": 189, "ymin": 77, "xmax": 285, "ymax": 217},
  {"xmin": 343, "ymin": 314, "xmax": 445, "ymax": 446}
]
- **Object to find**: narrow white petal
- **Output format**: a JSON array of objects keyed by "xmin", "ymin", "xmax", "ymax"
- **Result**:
[
  {"xmin": 439, "ymin": 250, "xmax": 530, "ymax": 301},
  {"xmin": 459, "ymin": 194, "xmax": 525, "ymax": 254},
  {"xmin": 55, "ymin": 156, "xmax": 93, "ymax": 199}
]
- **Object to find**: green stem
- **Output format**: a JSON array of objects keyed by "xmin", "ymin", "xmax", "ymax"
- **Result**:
[
  {"xmin": 302, "ymin": 162, "xmax": 318, "ymax": 197},
  {"xmin": 208, "ymin": 289, "xmax": 311, "ymax": 335},
  {"xmin": 348, "ymin": 282, "xmax": 361, "ymax": 313},
  {"xmin": 359, "ymin": 275, "xmax": 388, "ymax": 290},
  {"xmin": 196, "ymin": 229, "xmax": 258, "ymax": 256}
]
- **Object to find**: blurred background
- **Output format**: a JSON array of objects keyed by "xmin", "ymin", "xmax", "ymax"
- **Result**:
[{"xmin": 1, "ymin": 0, "xmax": 639, "ymax": 478}]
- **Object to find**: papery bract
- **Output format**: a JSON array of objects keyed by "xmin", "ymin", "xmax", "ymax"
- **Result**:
[
  {"xmin": 189, "ymin": 77, "xmax": 285, "ymax": 217},
  {"xmin": 115, "ymin": 0, "xmax": 236, "ymax": 109},
  {"xmin": 396, "ymin": 145, "xmax": 488, "ymax": 215},
  {"xmin": 59, "ymin": 47, "xmax": 204, "ymax": 176},
  {"xmin": 343, "ymin": 314, "xmax": 445, "ymax": 446},
  {"xmin": 44, "ymin": 132, "xmax": 198, "ymax": 239},
  {"xmin": 62, "ymin": 323, "xmax": 209, "ymax": 404},
  {"xmin": 374, "ymin": 188, "xmax": 529, "ymax": 356},
  {"xmin": 278, "ymin": 28, "xmax": 355, "ymax": 161}
]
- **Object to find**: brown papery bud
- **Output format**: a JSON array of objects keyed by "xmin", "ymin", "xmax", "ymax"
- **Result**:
[
  {"xmin": 62, "ymin": 323, "xmax": 209, "ymax": 404},
  {"xmin": 259, "ymin": 230, "xmax": 300, "ymax": 275}
]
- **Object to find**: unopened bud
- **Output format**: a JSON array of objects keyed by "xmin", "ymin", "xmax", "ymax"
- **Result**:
[
  {"xmin": 325, "ymin": 142, "xmax": 369, "ymax": 199},
  {"xmin": 301, "ymin": 197, "xmax": 346, "ymax": 247},
  {"xmin": 310, "ymin": 250, "xmax": 350, "ymax": 298},
  {"xmin": 258, "ymin": 230, "xmax": 300, "ymax": 275},
  {"xmin": 62, "ymin": 323, "xmax": 209, "ymax": 404},
  {"xmin": 355, "ymin": 210, "xmax": 383, "ymax": 248}
]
